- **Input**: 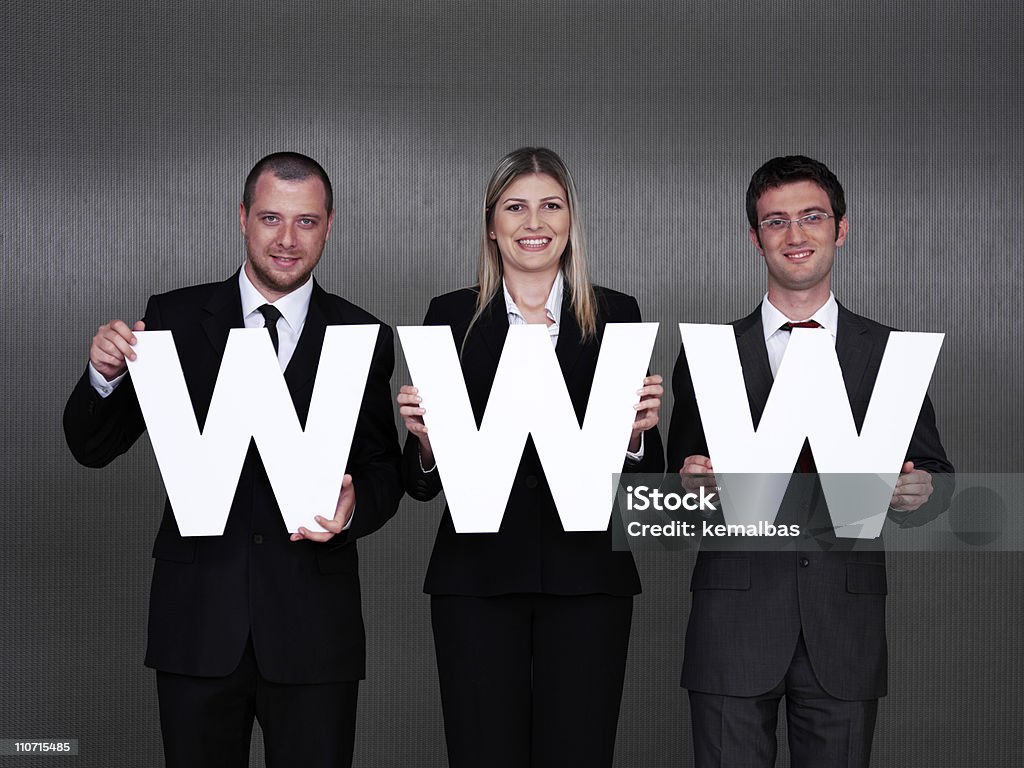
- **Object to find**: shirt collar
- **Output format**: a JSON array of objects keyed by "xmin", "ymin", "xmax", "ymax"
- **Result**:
[
  {"xmin": 761, "ymin": 292, "xmax": 839, "ymax": 342},
  {"xmin": 503, "ymin": 271, "xmax": 564, "ymax": 325},
  {"xmin": 238, "ymin": 264, "xmax": 314, "ymax": 333}
]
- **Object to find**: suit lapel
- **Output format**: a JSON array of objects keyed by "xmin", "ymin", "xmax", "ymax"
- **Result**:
[
  {"xmin": 473, "ymin": 288, "xmax": 510, "ymax": 373},
  {"xmin": 282, "ymin": 280, "xmax": 330, "ymax": 426},
  {"xmin": 178, "ymin": 273, "xmax": 246, "ymax": 429},
  {"xmin": 460, "ymin": 290, "xmax": 508, "ymax": 425},
  {"xmin": 202, "ymin": 272, "xmax": 245, "ymax": 352},
  {"xmin": 835, "ymin": 304, "xmax": 872, "ymax": 413},
  {"xmin": 555, "ymin": 288, "xmax": 585, "ymax": 382},
  {"xmin": 733, "ymin": 306, "xmax": 774, "ymax": 427}
]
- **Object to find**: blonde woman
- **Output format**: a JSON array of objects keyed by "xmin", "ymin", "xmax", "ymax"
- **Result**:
[{"xmin": 398, "ymin": 147, "xmax": 664, "ymax": 768}]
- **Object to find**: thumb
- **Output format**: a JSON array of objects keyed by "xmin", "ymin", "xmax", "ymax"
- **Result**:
[{"xmin": 901, "ymin": 461, "xmax": 914, "ymax": 474}]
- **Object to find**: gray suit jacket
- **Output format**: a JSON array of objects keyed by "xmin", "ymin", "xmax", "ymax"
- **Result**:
[{"xmin": 666, "ymin": 303, "xmax": 954, "ymax": 700}]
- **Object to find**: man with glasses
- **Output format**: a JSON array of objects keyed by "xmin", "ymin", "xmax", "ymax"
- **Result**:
[{"xmin": 667, "ymin": 155, "xmax": 953, "ymax": 767}]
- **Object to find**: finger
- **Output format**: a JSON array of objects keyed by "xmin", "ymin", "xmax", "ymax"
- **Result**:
[
  {"xmin": 295, "ymin": 527, "xmax": 335, "ymax": 543},
  {"xmin": 92, "ymin": 348, "xmax": 126, "ymax": 369},
  {"xmin": 107, "ymin": 333, "xmax": 139, "ymax": 361},
  {"xmin": 642, "ymin": 374, "xmax": 663, "ymax": 387},
  {"xmin": 338, "ymin": 474, "xmax": 355, "ymax": 502},
  {"xmin": 636, "ymin": 383, "xmax": 665, "ymax": 397},
  {"xmin": 396, "ymin": 393, "xmax": 423, "ymax": 405},
  {"xmin": 900, "ymin": 460, "xmax": 915, "ymax": 474},
  {"xmin": 632, "ymin": 414, "xmax": 657, "ymax": 429},
  {"xmin": 895, "ymin": 472, "xmax": 931, "ymax": 490},
  {"xmin": 133, "ymin": 320, "xmax": 146, "ymax": 332},
  {"xmin": 399, "ymin": 385, "xmax": 419, "ymax": 395},
  {"xmin": 894, "ymin": 482, "xmax": 933, "ymax": 498},
  {"xmin": 314, "ymin": 515, "xmax": 344, "ymax": 534},
  {"xmin": 108, "ymin": 319, "xmax": 140, "ymax": 344},
  {"xmin": 634, "ymin": 397, "xmax": 661, "ymax": 412},
  {"xmin": 97, "ymin": 329, "xmax": 138, "ymax": 362}
]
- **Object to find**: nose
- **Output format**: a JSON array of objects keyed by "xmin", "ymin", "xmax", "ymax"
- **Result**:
[
  {"xmin": 278, "ymin": 220, "xmax": 297, "ymax": 249},
  {"xmin": 525, "ymin": 207, "xmax": 542, "ymax": 230},
  {"xmin": 785, "ymin": 219, "xmax": 807, "ymax": 244}
]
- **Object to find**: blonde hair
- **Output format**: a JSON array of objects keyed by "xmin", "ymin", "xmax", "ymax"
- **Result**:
[{"xmin": 467, "ymin": 147, "xmax": 598, "ymax": 344}]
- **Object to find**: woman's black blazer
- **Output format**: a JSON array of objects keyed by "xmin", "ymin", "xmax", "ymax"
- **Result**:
[{"xmin": 402, "ymin": 285, "xmax": 665, "ymax": 596}]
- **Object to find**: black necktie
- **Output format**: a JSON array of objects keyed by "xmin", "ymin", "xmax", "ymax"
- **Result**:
[{"xmin": 257, "ymin": 304, "xmax": 283, "ymax": 354}]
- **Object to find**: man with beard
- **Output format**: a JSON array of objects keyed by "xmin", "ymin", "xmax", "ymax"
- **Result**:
[{"xmin": 64, "ymin": 152, "xmax": 402, "ymax": 768}]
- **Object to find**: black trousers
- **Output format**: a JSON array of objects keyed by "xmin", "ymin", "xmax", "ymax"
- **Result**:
[
  {"xmin": 688, "ymin": 633, "xmax": 878, "ymax": 768},
  {"xmin": 156, "ymin": 637, "xmax": 359, "ymax": 768},
  {"xmin": 430, "ymin": 593, "xmax": 633, "ymax": 768}
]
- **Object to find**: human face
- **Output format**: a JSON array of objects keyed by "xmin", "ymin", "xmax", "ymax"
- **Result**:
[
  {"xmin": 489, "ymin": 173, "xmax": 570, "ymax": 280},
  {"xmin": 239, "ymin": 172, "xmax": 333, "ymax": 302},
  {"xmin": 749, "ymin": 179, "xmax": 849, "ymax": 300}
]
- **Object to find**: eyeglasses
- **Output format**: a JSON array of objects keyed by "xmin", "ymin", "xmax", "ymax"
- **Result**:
[{"xmin": 758, "ymin": 212, "xmax": 833, "ymax": 233}]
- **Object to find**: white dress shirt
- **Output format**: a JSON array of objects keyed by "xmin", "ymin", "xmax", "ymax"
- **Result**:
[
  {"xmin": 761, "ymin": 292, "xmax": 839, "ymax": 378},
  {"xmin": 237, "ymin": 265, "xmax": 313, "ymax": 371},
  {"xmin": 503, "ymin": 271, "xmax": 563, "ymax": 347}
]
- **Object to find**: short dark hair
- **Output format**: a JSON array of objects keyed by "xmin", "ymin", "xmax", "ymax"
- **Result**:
[
  {"xmin": 746, "ymin": 155, "xmax": 846, "ymax": 238},
  {"xmin": 242, "ymin": 152, "xmax": 333, "ymax": 214}
]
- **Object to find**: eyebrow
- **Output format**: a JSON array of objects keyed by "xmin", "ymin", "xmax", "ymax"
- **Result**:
[
  {"xmin": 761, "ymin": 206, "xmax": 830, "ymax": 218},
  {"xmin": 254, "ymin": 210, "xmax": 323, "ymax": 219},
  {"xmin": 501, "ymin": 195, "xmax": 566, "ymax": 204}
]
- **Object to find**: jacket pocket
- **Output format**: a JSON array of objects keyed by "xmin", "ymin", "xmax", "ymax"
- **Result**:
[
  {"xmin": 846, "ymin": 562, "xmax": 888, "ymax": 594},
  {"xmin": 690, "ymin": 558, "xmax": 750, "ymax": 591}
]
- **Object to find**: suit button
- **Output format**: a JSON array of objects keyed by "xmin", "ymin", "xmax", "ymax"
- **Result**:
[
  {"xmin": 524, "ymin": 475, "xmax": 539, "ymax": 489},
  {"xmin": 252, "ymin": 534, "xmax": 264, "ymax": 545},
  {"xmin": 799, "ymin": 557, "xmax": 810, "ymax": 568}
]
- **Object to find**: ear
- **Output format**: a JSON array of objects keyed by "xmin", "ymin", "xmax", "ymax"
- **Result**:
[
  {"xmin": 834, "ymin": 215, "xmax": 849, "ymax": 247},
  {"xmin": 239, "ymin": 203, "xmax": 247, "ymax": 235},
  {"xmin": 748, "ymin": 227, "xmax": 763, "ymax": 253},
  {"xmin": 325, "ymin": 210, "xmax": 334, "ymax": 241}
]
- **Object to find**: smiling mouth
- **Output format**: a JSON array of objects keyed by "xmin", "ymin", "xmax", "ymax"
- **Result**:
[
  {"xmin": 271, "ymin": 255, "xmax": 299, "ymax": 266},
  {"xmin": 516, "ymin": 237, "xmax": 552, "ymax": 251},
  {"xmin": 784, "ymin": 250, "xmax": 813, "ymax": 261}
]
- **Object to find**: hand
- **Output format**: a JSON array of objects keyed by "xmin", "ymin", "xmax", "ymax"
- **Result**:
[
  {"xmin": 291, "ymin": 474, "xmax": 355, "ymax": 542},
  {"xmin": 396, "ymin": 384, "xmax": 434, "ymax": 467},
  {"xmin": 680, "ymin": 454, "xmax": 716, "ymax": 493},
  {"xmin": 90, "ymin": 319, "xmax": 146, "ymax": 381},
  {"xmin": 890, "ymin": 461, "xmax": 933, "ymax": 512},
  {"xmin": 629, "ymin": 374, "xmax": 663, "ymax": 452}
]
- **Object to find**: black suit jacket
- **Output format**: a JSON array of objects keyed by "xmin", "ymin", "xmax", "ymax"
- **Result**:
[
  {"xmin": 63, "ymin": 274, "xmax": 402, "ymax": 684},
  {"xmin": 403, "ymin": 285, "xmax": 665, "ymax": 596},
  {"xmin": 666, "ymin": 303, "xmax": 953, "ymax": 700}
]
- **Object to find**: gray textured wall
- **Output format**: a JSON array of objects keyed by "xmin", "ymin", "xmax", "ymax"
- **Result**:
[{"xmin": 2, "ymin": 1, "xmax": 1022, "ymax": 766}]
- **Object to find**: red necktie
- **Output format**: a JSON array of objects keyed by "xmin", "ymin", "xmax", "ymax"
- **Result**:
[
  {"xmin": 781, "ymin": 320, "xmax": 822, "ymax": 331},
  {"xmin": 781, "ymin": 319, "xmax": 821, "ymax": 472}
]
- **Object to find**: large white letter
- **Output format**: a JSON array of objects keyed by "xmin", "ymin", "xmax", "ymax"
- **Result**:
[
  {"xmin": 679, "ymin": 324, "xmax": 943, "ymax": 538},
  {"xmin": 126, "ymin": 326, "xmax": 378, "ymax": 536},
  {"xmin": 398, "ymin": 323, "xmax": 658, "ymax": 533}
]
